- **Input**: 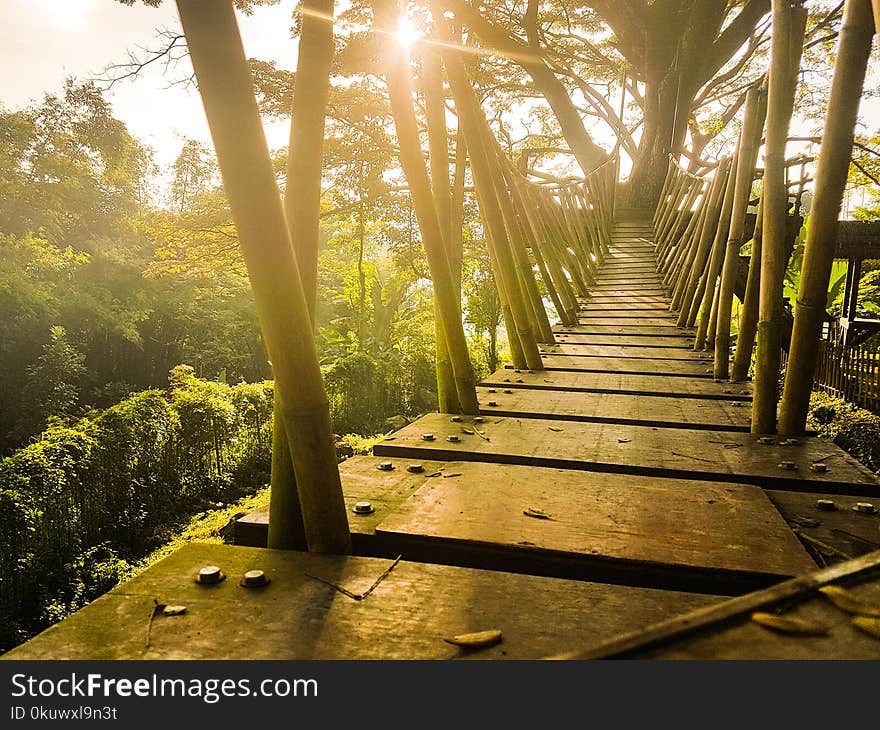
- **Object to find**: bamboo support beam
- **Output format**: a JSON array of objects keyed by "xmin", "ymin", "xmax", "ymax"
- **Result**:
[
  {"xmin": 779, "ymin": 0, "xmax": 876, "ymax": 435},
  {"xmin": 176, "ymin": 0, "xmax": 350, "ymax": 554},
  {"xmin": 752, "ymin": 0, "xmax": 807, "ymax": 434}
]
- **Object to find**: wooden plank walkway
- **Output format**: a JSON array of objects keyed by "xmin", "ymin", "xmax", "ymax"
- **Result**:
[{"xmin": 11, "ymin": 210, "xmax": 880, "ymax": 660}]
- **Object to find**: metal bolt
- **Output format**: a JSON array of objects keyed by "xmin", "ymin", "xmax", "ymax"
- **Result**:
[
  {"xmin": 516, "ymin": 379, "xmax": 524, "ymax": 383},
  {"xmin": 240, "ymin": 569, "xmax": 270, "ymax": 588},
  {"xmin": 503, "ymin": 389, "xmax": 513, "ymax": 394},
  {"xmin": 758, "ymin": 437, "xmax": 775, "ymax": 445},
  {"xmin": 421, "ymin": 433, "xmax": 435, "ymax": 441},
  {"xmin": 377, "ymin": 461, "xmax": 394, "ymax": 471},
  {"xmin": 474, "ymin": 417, "xmax": 485, "ymax": 424},
  {"xmin": 446, "ymin": 435, "xmax": 461, "ymax": 443},
  {"xmin": 407, "ymin": 464, "xmax": 424, "ymax": 473},
  {"xmin": 781, "ymin": 438, "xmax": 800, "ymax": 446},
  {"xmin": 451, "ymin": 416, "xmax": 462, "ymax": 423},
  {"xmin": 853, "ymin": 502, "xmax": 877, "ymax": 515},
  {"xmin": 527, "ymin": 370, "xmax": 535, "ymax": 374},
  {"xmin": 196, "ymin": 565, "xmax": 225, "ymax": 585},
  {"xmin": 503, "ymin": 378, "xmax": 511, "ymax": 383},
  {"xmin": 353, "ymin": 501, "xmax": 375, "ymax": 515},
  {"xmin": 778, "ymin": 461, "xmax": 797, "ymax": 471},
  {"xmin": 487, "ymin": 388, "xmax": 497, "ymax": 393},
  {"xmin": 810, "ymin": 463, "xmax": 828, "ymax": 473},
  {"xmin": 816, "ymin": 499, "xmax": 837, "ymax": 511},
  {"xmin": 486, "ymin": 401, "xmax": 498, "ymax": 407}
]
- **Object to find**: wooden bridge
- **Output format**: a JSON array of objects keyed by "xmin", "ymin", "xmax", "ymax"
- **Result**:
[{"xmin": 8, "ymin": 210, "xmax": 880, "ymax": 661}]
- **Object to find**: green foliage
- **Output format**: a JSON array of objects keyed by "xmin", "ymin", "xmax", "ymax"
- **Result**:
[
  {"xmin": 808, "ymin": 392, "xmax": 880, "ymax": 472},
  {"xmin": 0, "ymin": 370, "xmax": 273, "ymax": 652}
]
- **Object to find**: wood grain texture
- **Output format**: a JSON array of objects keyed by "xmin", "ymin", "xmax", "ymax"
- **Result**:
[
  {"xmin": 475, "ymin": 385, "xmax": 749, "ymax": 430},
  {"xmin": 538, "ymin": 354, "xmax": 713, "ymax": 376},
  {"xmin": 375, "ymin": 462, "xmax": 814, "ymax": 580},
  {"xmin": 374, "ymin": 413, "xmax": 880, "ymax": 493},
  {"xmin": 481, "ymin": 369, "xmax": 753, "ymax": 400},
  {"xmin": 2, "ymin": 543, "xmax": 720, "ymax": 660},
  {"xmin": 539, "ymin": 343, "xmax": 710, "ymax": 361}
]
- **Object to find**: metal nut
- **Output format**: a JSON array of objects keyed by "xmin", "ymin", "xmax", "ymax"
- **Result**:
[
  {"xmin": 407, "ymin": 464, "xmax": 424, "ymax": 473},
  {"xmin": 503, "ymin": 389, "xmax": 514, "ymax": 394},
  {"xmin": 450, "ymin": 416, "xmax": 462, "ymax": 423},
  {"xmin": 486, "ymin": 401, "xmax": 499, "ymax": 407},
  {"xmin": 758, "ymin": 437, "xmax": 775, "ymax": 445},
  {"xmin": 196, "ymin": 565, "xmax": 225, "ymax": 585},
  {"xmin": 353, "ymin": 501, "xmax": 375, "ymax": 515},
  {"xmin": 487, "ymin": 388, "xmax": 497, "ymax": 393},
  {"xmin": 377, "ymin": 461, "xmax": 394, "ymax": 471},
  {"xmin": 810, "ymin": 463, "xmax": 828, "ymax": 473},
  {"xmin": 778, "ymin": 461, "xmax": 797, "ymax": 470},
  {"xmin": 473, "ymin": 417, "xmax": 485, "ymax": 424},
  {"xmin": 421, "ymin": 433, "xmax": 435, "ymax": 441},
  {"xmin": 240, "ymin": 569, "xmax": 269, "ymax": 588},
  {"xmin": 816, "ymin": 499, "xmax": 837, "ymax": 511},
  {"xmin": 853, "ymin": 502, "xmax": 877, "ymax": 515},
  {"xmin": 446, "ymin": 435, "xmax": 461, "ymax": 443}
]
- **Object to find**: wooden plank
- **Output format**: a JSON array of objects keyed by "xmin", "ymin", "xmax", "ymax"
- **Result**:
[
  {"xmin": 2, "ymin": 543, "xmax": 721, "ymax": 660},
  {"xmin": 374, "ymin": 413, "xmax": 880, "ymax": 493},
  {"xmin": 581, "ymin": 297, "xmax": 671, "ymax": 305},
  {"xmin": 375, "ymin": 463, "xmax": 815, "ymax": 587},
  {"xmin": 553, "ymin": 333, "xmax": 695, "ymax": 348},
  {"xmin": 566, "ymin": 549, "xmax": 880, "ymax": 660},
  {"xmin": 575, "ymin": 309, "xmax": 686, "ymax": 319},
  {"xmin": 475, "ymin": 385, "xmax": 749, "ymax": 430},
  {"xmin": 539, "ymin": 343, "xmax": 710, "ymax": 362},
  {"xmin": 766, "ymin": 488, "xmax": 880, "ymax": 565},
  {"xmin": 577, "ymin": 317, "xmax": 681, "ymax": 326},
  {"xmin": 538, "ymin": 354, "xmax": 713, "ymax": 376},
  {"xmin": 555, "ymin": 325, "xmax": 694, "ymax": 337},
  {"xmin": 482, "ymin": 369, "xmax": 753, "ymax": 400}
]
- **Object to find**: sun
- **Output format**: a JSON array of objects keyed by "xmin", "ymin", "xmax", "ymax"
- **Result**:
[
  {"xmin": 33, "ymin": 0, "xmax": 96, "ymax": 28},
  {"xmin": 395, "ymin": 17, "xmax": 422, "ymax": 48}
]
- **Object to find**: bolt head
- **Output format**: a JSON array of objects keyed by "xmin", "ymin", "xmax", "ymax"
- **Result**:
[
  {"xmin": 377, "ymin": 461, "xmax": 394, "ymax": 471},
  {"xmin": 810, "ymin": 463, "xmax": 828, "ymax": 473},
  {"xmin": 407, "ymin": 463, "xmax": 424, "ymax": 473},
  {"xmin": 487, "ymin": 388, "xmax": 497, "ymax": 393},
  {"xmin": 241, "ymin": 569, "xmax": 269, "ymax": 588},
  {"xmin": 778, "ymin": 461, "xmax": 797, "ymax": 470},
  {"xmin": 353, "ymin": 501, "xmax": 375, "ymax": 514},
  {"xmin": 473, "ymin": 417, "xmax": 485, "ymax": 424},
  {"xmin": 451, "ymin": 416, "xmax": 462, "ymax": 423},
  {"xmin": 758, "ymin": 437, "xmax": 775, "ymax": 445},
  {"xmin": 446, "ymin": 435, "xmax": 461, "ymax": 443},
  {"xmin": 487, "ymin": 401, "xmax": 498, "ymax": 407},
  {"xmin": 421, "ymin": 433, "xmax": 435, "ymax": 441},
  {"xmin": 196, "ymin": 565, "xmax": 224, "ymax": 585},
  {"xmin": 816, "ymin": 499, "xmax": 837, "ymax": 511},
  {"xmin": 503, "ymin": 389, "xmax": 513, "ymax": 394},
  {"xmin": 854, "ymin": 502, "xmax": 877, "ymax": 515}
]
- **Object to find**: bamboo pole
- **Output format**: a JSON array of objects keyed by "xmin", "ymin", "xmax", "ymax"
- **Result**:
[
  {"xmin": 731, "ymin": 193, "xmax": 765, "ymax": 381},
  {"xmin": 374, "ymin": 0, "xmax": 480, "ymax": 413},
  {"xmin": 440, "ymin": 36, "xmax": 545, "ymax": 371},
  {"xmin": 752, "ymin": 0, "xmax": 807, "ymax": 433},
  {"xmin": 779, "ymin": 0, "xmax": 875, "ymax": 435},
  {"xmin": 176, "ymin": 0, "xmax": 350, "ymax": 553},
  {"xmin": 694, "ymin": 156, "xmax": 738, "ymax": 347},
  {"xmin": 423, "ymin": 46, "xmax": 461, "ymax": 413},
  {"xmin": 714, "ymin": 85, "xmax": 768, "ymax": 379},
  {"xmin": 267, "ymin": 0, "xmax": 337, "ymax": 551}
]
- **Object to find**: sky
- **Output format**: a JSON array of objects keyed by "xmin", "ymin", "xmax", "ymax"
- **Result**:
[{"xmin": 0, "ymin": 0, "xmax": 297, "ymax": 171}]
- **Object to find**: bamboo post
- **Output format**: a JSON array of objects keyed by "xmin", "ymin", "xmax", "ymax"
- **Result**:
[
  {"xmin": 423, "ymin": 46, "xmax": 461, "ymax": 413},
  {"xmin": 714, "ymin": 86, "xmax": 768, "ymax": 378},
  {"xmin": 374, "ymin": 0, "xmax": 480, "ymax": 413},
  {"xmin": 268, "ymin": 0, "xmax": 336, "ymax": 550},
  {"xmin": 779, "ymin": 0, "xmax": 876, "ymax": 434},
  {"xmin": 440, "ymin": 36, "xmax": 545, "ymax": 370},
  {"xmin": 731, "ymin": 193, "xmax": 765, "ymax": 381},
  {"xmin": 694, "ymin": 156, "xmax": 738, "ymax": 346},
  {"xmin": 176, "ymin": 0, "xmax": 351, "ymax": 553},
  {"xmin": 752, "ymin": 0, "xmax": 807, "ymax": 434}
]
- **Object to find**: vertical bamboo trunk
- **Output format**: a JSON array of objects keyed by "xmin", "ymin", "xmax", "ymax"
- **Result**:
[
  {"xmin": 374, "ymin": 0, "xmax": 480, "ymax": 413},
  {"xmin": 752, "ymin": 0, "xmax": 807, "ymax": 433},
  {"xmin": 176, "ymin": 0, "xmax": 351, "ymax": 553},
  {"xmin": 714, "ymin": 86, "xmax": 768, "ymax": 379},
  {"xmin": 676, "ymin": 159, "xmax": 730, "ymax": 324},
  {"xmin": 694, "ymin": 156, "xmax": 738, "ymax": 348},
  {"xmin": 440, "ymin": 37, "xmax": 544, "ymax": 370},
  {"xmin": 268, "ymin": 0, "xmax": 336, "ymax": 551},
  {"xmin": 732, "ymin": 194, "xmax": 765, "ymax": 381},
  {"xmin": 778, "ymin": 0, "xmax": 875, "ymax": 435},
  {"xmin": 423, "ymin": 46, "xmax": 461, "ymax": 413}
]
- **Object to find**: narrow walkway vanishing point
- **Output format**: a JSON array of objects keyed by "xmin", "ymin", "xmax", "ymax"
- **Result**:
[{"xmin": 10, "ymin": 210, "xmax": 880, "ymax": 660}]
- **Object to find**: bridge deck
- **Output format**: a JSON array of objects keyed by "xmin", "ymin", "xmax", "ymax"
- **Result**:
[{"xmin": 8, "ymin": 211, "xmax": 880, "ymax": 660}]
